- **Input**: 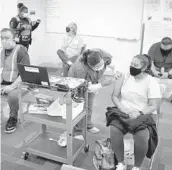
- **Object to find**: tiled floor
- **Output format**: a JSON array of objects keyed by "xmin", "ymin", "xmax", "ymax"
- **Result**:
[{"xmin": 1, "ymin": 80, "xmax": 172, "ymax": 170}]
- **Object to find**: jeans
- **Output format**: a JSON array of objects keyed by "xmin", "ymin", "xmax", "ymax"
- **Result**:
[{"xmin": 74, "ymin": 92, "xmax": 95, "ymax": 135}]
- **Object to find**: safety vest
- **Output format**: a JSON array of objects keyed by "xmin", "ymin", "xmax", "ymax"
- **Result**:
[
  {"xmin": 15, "ymin": 16, "xmax": 32, "ymax": 43},
  {"xmin": 1, "ymin": 45, "xmax": 20, "ymax": 82}
]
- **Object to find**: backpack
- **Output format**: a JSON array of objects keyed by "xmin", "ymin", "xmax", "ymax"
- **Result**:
[{"xmin": 93, "ymin": 138, "xmax": 117, "ymax": 170}]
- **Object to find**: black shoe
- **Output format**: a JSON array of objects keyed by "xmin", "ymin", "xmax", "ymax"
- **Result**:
[{"xmin": 4, "ymin": 117, "xmax": 17, "ymax": 133}]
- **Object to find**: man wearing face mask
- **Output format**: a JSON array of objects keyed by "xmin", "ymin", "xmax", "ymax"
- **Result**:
[
  {"xmin": 57, "ymin": 22, "xmax": 84, "ymax": 77},
  {"xmin": 0, "ymin": 28, "xmax": 30, "ymax": 133},
  {"xmin": 9, "ymin": 3, "xmax": 41, "ymax": 50},
  {"xmin": 148, "ymin": 37, "xmax": 172, "ymax": 79}
]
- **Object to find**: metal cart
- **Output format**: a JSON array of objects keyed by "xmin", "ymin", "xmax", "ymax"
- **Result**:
[{"xmin": 18, "ymin": 82, "xmax": 89, "ymax": 165}]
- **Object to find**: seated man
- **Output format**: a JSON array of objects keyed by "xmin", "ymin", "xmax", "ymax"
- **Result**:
[
  {"xmin": 109, "ymin": 54, "xmax": 161, "ymax": 170},
  {"xmin": 1, "ymin": 28, "xmax": 30, "ymax": 133},
  {"xmin": 148, "ymin": 37, "xmax": 172, "ymax": 79},
  {"xmin": 57, "ymin": 22, "xmax": 84, "ymax": 77}
]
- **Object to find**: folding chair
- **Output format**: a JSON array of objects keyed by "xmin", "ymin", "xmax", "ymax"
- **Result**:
[
  {"xmin": 80, "ymin": 44, "xmax": 86, "ymax": 56},
  {"xmin": 76, "ymin": 44, "xmax": 87, "ymax": 61}
]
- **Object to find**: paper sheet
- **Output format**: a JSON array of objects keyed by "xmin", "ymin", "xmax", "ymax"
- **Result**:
[{"xmin": 47, "ymin": 98, "xmax": 84, "ymax": 120}]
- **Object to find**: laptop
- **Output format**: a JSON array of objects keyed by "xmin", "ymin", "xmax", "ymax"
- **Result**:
[
  {"xmin": 18, "ymin": 64, "xmax": 86, "ymax": 91},
  {"xmin": 18, "ymin": 64, "xmax": 51, "ymax": 86}
]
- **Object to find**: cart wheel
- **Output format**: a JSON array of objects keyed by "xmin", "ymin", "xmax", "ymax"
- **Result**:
[
  {"xmin": 84, "ymin": 144, "xmax": 89, "ymax": 153},
  {"xmin": 23, "ymin": 152, "xmax": 29, "ymax": 160}
]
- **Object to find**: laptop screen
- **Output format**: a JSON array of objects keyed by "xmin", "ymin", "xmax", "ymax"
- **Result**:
[{"xmin": 18, "ymin": 64, "xmax": 50, "ymax": 86}]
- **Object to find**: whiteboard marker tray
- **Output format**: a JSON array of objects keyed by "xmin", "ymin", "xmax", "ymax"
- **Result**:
[{"xmin": 25, "ymin": 131, "xmax": 84, "ymax": 163}]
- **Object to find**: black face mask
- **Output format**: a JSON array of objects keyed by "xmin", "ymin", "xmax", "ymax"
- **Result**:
[
  {"xmin": 66, "ymin": 27, "xmax": 70, "ymax": 33},
  {"xmin": 130, "ymin": 66, "xmax": 142, "ymax": 76},
  {"xmin": 160, "ymin": 48, "xmax": 172, "ymax": 56}
]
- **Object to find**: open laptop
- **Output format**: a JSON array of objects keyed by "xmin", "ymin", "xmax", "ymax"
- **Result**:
[
  {"xmin": 18, "ymin": 64, "xmax": 86, "ymax": 91},
  {"xmin": 18, "ymin": 64, "xmax": 51, "ymax": 86}
]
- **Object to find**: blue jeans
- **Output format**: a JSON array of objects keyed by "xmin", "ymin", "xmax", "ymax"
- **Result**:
[{"xmin": 74, "ymin": 92, "xmax": 95, "ymax": 134}]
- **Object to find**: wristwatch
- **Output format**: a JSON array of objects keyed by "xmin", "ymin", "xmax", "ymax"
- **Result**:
[{"xmin": 139, "ymin": 111, "xmax": 144, "ymax": 115}]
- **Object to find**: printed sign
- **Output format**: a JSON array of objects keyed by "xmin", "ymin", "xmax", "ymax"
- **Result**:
[{"xmin": 24, "ymin": 66, "xmax": 39, "ymax": 73}]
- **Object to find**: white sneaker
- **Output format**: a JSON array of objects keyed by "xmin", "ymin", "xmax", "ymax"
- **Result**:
[
  {"xmin": 116, "ymin": 163, "xmax": 127, "ymax": 170},
  {"xmin": 88, "ymin": 127, "xmax": 100, "ymax": 134},
  {"xmin": 132, "ymin": 167, "xmax": 140, "ymax": 170},
  {"xmin": 74, "ymin": 135, "xmax": 84, "ymax": 140},
  {"xmin": 57, "ymin": 131, "xmax": 67, "ymax": 147}
]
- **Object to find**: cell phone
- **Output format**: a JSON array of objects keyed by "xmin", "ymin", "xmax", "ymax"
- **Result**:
[{"xmin": 158, "ymin": 73, "xmax": 162, "ymax": 76}]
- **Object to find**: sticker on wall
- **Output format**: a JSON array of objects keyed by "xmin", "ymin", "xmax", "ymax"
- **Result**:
[{"xmin": 24, "ymin": 66, "xmax": 39, "ymax": 73}]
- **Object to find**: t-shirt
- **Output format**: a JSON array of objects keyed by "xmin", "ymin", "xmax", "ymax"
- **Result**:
[
  {"xmin": 61, "ymin": 35, "xmax": 83, "ymax": 57},
  {"xmin": 148, "ymin": 42, "xmax": 172, "ymax": 71},
  {"xmin": 4, "ymin": 46, "xmax": 30, "ymax": 66},
  {"xmin": 120, "ymin": 73, "xmax": 162, "ymax": 114}
]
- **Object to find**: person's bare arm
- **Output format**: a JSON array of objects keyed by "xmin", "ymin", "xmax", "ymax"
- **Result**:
[
  {"xmin": 111, "ymin": 75, "xmax": 124, "ymax": 108},
  {"xmin": 141, "ymin": 98, "xmax": 160, "ymax": 114}
]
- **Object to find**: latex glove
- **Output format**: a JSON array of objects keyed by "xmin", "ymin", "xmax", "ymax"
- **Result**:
[
  {"xmin": 160, "ymin": 72, "xmax": 168, "ymax": 79},
  {"xmin": 114, "ymin": 71, "xmax": 123, "ymax": 79},
  {"xmin": 67, "ymin": 61, "xmax": 72, "ymax": 66},
  {"xmin": 88, "ymin": 83, "xmax": 102, "ymax": 94},
  {"xmin": 1, "ymin": 85, "xmax": 15, "ymax": 95},
  {"xmin": 129, "ymin": 111, "xmax": 140, "ymax": 119}
]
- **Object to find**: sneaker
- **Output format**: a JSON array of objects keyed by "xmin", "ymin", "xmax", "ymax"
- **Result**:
[
  {"xmin": 74, "ymin": 135, "xmax": 84, "ymax": 140},
  {"xmin": 4, "ymin": 117, "xmax": 17, "ymax": 133},
  {"xmin": 88, "ymin": 127, "xmax": 100, "ymax": 134},
  {"xmin": 57, "ymin": 131, "xmax": 67, "ymax": 147},
  {"xmin": 132, "ymin": 167, "xmax": 140, "ymax": 170},
  {"xmin": 116, "ymin": 163, "xmax": 127, "ymax": 170}
]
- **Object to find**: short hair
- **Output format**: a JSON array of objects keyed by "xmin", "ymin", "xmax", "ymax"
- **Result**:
[
  {"xmin": 134, "ymin": 54, "xmax": 152, "ymax": 74},
  {"xmin": 1, "ymin": 28, "xmax": 15, "ymax": 38},
  {"xmin": 161, "ymin": 37, "xmax": 172, "ymax": 45}
]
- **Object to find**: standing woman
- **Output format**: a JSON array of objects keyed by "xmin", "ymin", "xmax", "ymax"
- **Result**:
[{"xmin": 9, "ymin": 3, "xmax": 41, "ymax": 51}]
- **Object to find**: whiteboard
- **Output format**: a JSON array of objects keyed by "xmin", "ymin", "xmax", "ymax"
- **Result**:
[
  {"xmin": 46, "ymin": 0, "xmax": 144, "ymax": 40},
  {"xmin": 143, "ymin": 0, "xmax": 172, "ymax": 53}
]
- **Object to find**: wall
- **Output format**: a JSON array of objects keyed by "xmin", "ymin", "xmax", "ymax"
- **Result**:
[{"xmin": 1, "ymin": 0, "xmax": 142, "ymax": 72}]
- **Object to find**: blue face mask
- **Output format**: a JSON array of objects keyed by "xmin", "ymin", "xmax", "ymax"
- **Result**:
[{"xmin": 130, "ymin": 66, "xmax": 142, "ymax": 76}]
